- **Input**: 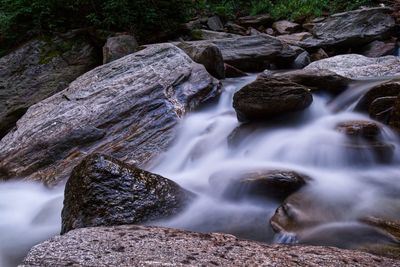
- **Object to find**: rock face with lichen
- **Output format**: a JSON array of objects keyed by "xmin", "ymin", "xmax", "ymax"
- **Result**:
[
  {"xmin": 21, "ymin": 225, "xmax": 400, "ymax": 267},
  {"xmin": 0, "ymin": 31, "xmax": 99, "ymax": 139},
  {"xmin": 0, "ymin": 43, "xmax": 220, "ymax": 185},
  {"xmin": 61, "ymin": 154, "xmax": 194, "ymax": 234}
]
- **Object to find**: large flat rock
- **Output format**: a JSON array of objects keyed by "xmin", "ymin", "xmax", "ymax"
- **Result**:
[
  {"xmin": 0, "ymin": 43, "xmax": 219, "ymax": 185},
  {"xmin": 21, "ymin": 225, "xmax": 400, "ymax": 266}
]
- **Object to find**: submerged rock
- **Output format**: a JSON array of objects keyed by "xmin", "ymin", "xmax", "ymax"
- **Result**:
[
  {"xmin": 233, "ymin": 77, "xmax": 313, "ymax": 122},
  {"xmin": 335, "ymin": 121, "xmax": 382, "ymax": 141},
  {"xmin": 209, "ymin": 169, "xmax": 310, "ymax": 202},
  {"xmin": 0, "ymin": 43, "xmax": 220, "ymax": 185},
  {"xmin": 102, "ymin": 34, "xmax": 138, "ymax": 64},
  {"xmin": 300, "ymin": 7, "xmax": 395, "ymax": 48},
  {"xmin": 0, "ymin": 31, "xmax": 99, "ymax": 139},
  {"xmin": 61, "ymin": 154, "xmax": 194, "ymax": 234},
  {"xmin": 21, "ymin": 225, "xmax": 400, "ymax": 266}
]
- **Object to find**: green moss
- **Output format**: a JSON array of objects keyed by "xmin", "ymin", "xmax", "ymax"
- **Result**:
[
  {"xmin": 39, "ymin": 38, "xmax": 76, "ymax": 65},
  {"xmin": 191, "ymin": 29, "xmax": 204, "ymax": 40}
]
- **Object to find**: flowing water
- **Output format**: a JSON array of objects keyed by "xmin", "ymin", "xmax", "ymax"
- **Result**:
[{"xmin": 1, "ymin": 74, "xmax": 400, "ymax": 266}]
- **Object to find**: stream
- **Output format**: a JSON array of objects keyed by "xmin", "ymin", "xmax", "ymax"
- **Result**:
[{"xmin": 1, "ymin": 74, "xmax": 400, "ymax": 266}]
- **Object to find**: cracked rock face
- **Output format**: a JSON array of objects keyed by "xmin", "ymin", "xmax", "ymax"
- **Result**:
[
  {"xmin": 21, "ymin": 225, "xmax": 400, "ymax": 267},
  {"xmin": 0, "ymin": 43, "xmax": 220, "ymax": 185}
]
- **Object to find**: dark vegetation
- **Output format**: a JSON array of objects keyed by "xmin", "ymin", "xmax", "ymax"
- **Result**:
[{"xmin": 0, "ymin": 0, "xmax": 381, "ymax": 56}]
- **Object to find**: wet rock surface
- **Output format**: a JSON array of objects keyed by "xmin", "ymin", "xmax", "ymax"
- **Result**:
[
  {"xmin": 0, "ymin": 43, "xmax": 220, "ymax": 185},
  {"xmin": 21, "ymin": 225, "xmax": 400, "ymax": 267},
  {"xmin": 336, "ymin": 120, "xmax": 382, "ymax": 141},
  {"xmin": 233, "ymin": 76, "xmax": 313, "ymax": 122},
  {"xmin": 61, "ymin": 154, "xmax": 194, "ymax": 234},
  {"xmin": 0, "ymin": 32, "xmax": 99, "ymax": 139},
  {"xmin": 355, "ymin": 80, "xmax": 400, "ymax": 112},
  {"xmin": 209, "ymin": 169, "xmax": 309, "ymax": 202}
]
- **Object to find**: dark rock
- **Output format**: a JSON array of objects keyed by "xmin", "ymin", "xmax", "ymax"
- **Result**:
[
  {"xmin": 369, "ymin": 97, "xmax": 397, "ymax": 123},
  {"xmin": 272, "ymin": 20, "xmax": 301, "ymax": 35},
  {"xmin": 224, "ymin": 63, "xmax": 247, "ymax": 78},
  {"xmin": 355, "ymin": 80, "xmax": 400, "ymax": 112},
  {"xmin": 0, "ymin": 32, "xmax": 99, "ymax": 139},
  {"xmin": 0, "ymin": 43, "xmax": 220, "ymax": 185},
  {"xmin": 237, "ymin": 14, "xmax": 273, "ymax": 27},
  {"xmin": 310, "ymin": 48, "xmax": 329, "ymax": 62},
  {"xmin": 292, "ymin": 51, "xmax": 311, "ymax": 69},
  {"xmin": 335, "ymin": 121, "xmax": 382, "ymax": 141},
  {"xmin": 177, "ymin": 42, "xmax": 225, "ymax": 79},
  {"xmin": 265, "ymin": 69, "xmax": 351, "ymax": 94},
  {"xmin": 233, "ymin": 77, "xmax": 313, "ymax": 122},
  {"xmin": 102, "ymin": 34, "xmax": 138, "ymax": 64},
  {"xmin": 178, "ymin": 34, "xmax": 298, "ymax": 72},
  {"xmin": 61, "ymin": 154, "xmax": 194, "ymax": 234},
  {"xmin": 389, "ymin": 96, "xmax": 400, "ymax": 132},
  {"xmin": 360, "ymin": 40, "xmax": 396, "ymax": 58},
  {"xmin": 191, "ymin": 29, "xmax": 241, "ymax": 40},
  {"xmin": 209, "ymin": 169, "xmax": 309, "ymax": 202},
  {"xmin": 305, "ymin": 54, "xmax": 400, "ymax": 79},
  {"xmin": 299, "ymin": 7, "xmax": 395, "ymax": 49},
  {"xmin": 21, "ymin": 225, "xmax": 400, "ymax": 267},
  {"xmin": 224, "ymin": 22, "xmax": 247, "ymax": 35},
  {"xmin": 207, "ymin": 16, "xmax": 224, "ymax": 31},
  {"xmin": 183, "ymin": 18, "xmax": 203, "ymax": 31}
]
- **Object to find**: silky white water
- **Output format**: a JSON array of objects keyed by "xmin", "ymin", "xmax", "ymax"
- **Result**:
[{"xmin": 1, "ymin": 74, "xmax": 400, "ymax": 265}]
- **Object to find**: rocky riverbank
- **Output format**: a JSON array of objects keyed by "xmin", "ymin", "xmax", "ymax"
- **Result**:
[{"xmin": 1, "ymin": 4, "xmax": 400, "ymax": 267}]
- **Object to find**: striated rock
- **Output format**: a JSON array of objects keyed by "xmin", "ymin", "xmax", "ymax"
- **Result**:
[
  {"xmin": 209, "ymin": 169, "xmax": 309, "ymax": 202},
  {"xmin": 305, "ymin": 54, "xmax": 400, "ymax": 79},
  {"xmin": 0, "ymin": 32, "xmax": 99, "ymax": 139},
  {"xmin": 61, "ymin": 154, "xmax": 194, "ymax": 234},
  {"xmin": 102, "ymin": 34, "xmax": 138, "ymax": 64},
  {"xmin": 238, "ymin": 14, "xmax": 273, "ymax": 27},
  {"xmin": 0, "ymin": 44, "xmax": 220, "ymax": 185},
  {"xmin": 233, "ymin": 77, "xmax": 313, "ymax": 122},
  {"xmin": 265, "ymin": 69, "xmax": 351, "ymax": 93},
  {"xmin": 360, "ymin": 40, "xmax": 396, "ymax": 58},
  {"xmin": 21, "ymin": 225, "xmax": 400, "ymax": 267},
  {"xmin": 355, "ymin": 80, "xmax": 400, "ymax": 112},
  {"xmin": 191, "ymin": 29, "xmax": 241, "ymax": 40},
  {"xmin": 207, "ymin": 16, "xmax": 224, "ymax": 31},
  {"xmin": 299, "ymin": 7, "xmax": 395, "ymax": 48},
  {"xmin": 277, "ymin": 32, "xmax": 312, "ymax": 46},
  {"xmin": 272, "ymin": 20, "xmax": 301, "ymax": 35},
  {"xmin": 224, "ymin": 22, "xmax": 247, "ymax": 35},
  {"xmin": 224, "ymin": 63, "xmax": 247, "ymax": 78},
  {"xmin": 177, "ymin": 42, "xmax": 225, "ymax": 79}
]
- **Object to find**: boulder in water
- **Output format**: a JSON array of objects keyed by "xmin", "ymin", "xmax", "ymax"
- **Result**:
[
  {"xmin": 233, "ymin": 77, "xmax": 313, "ymax": 122},
  {"xmin": 0, "ymin": 43, "xmax": 220, "ymax": 185},
  {"xmin": 61, "ymin": 154, "xmax": 194, "ymax": 234},
  {"xmin": 369, "ymin": 97, "xmax": 397, "ymax": 123},
  {"xmin": 209, "ymin": 169, "xmax": 310, "ymax": 202},
  {"xmin": 335, "ymin": 121, "xmax": 382, "ymax": 141}
]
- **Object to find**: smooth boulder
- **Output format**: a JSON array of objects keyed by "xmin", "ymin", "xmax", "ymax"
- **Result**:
[
  {"xmin": 233, "ymin": 77, "xmax": 313, "ymax": 122},
  {"xmin": 61, "ymin": 154, "xmax": 194, "ymax": 234},
  {"xmin": 21, "ymin": 225, "xmax": 400, "ymax": 267},
  {"xmin": 209, "ymin": 169, "xmax": 309, "ymax": 202},
  {"xmin": 0, "ymin": 31, "xmax": 98, "ymax": 138},
  {"xmin": 0, "ymin": 43, "xmax": 220, "ymax": 185}
]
